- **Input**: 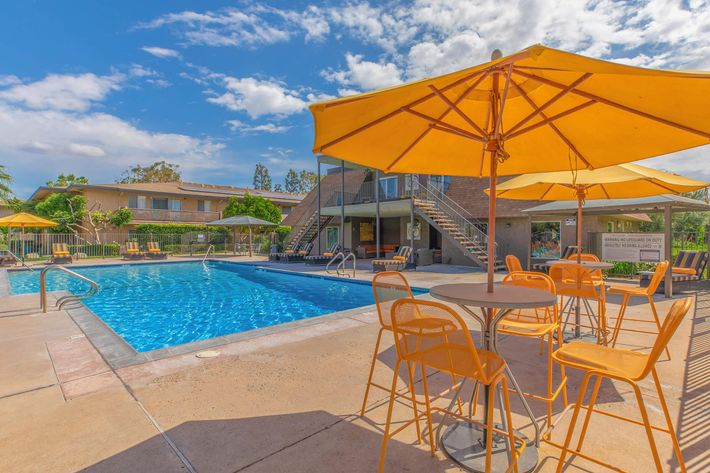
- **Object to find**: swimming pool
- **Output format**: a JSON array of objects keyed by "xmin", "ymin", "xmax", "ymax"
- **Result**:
[{"xmin": 8, "ymin": 261, "xmax": 426, "ymax": 352}]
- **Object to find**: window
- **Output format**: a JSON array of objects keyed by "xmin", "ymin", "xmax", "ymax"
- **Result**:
[
  {"xmin": 151, "ymin": 198, "xmax": 169, "ymax": 210},
  {"xmin": 168, "ymin": 199, "xmax": 182, "ymax": 211},
  {"xmin": 378, "ymin": 176, "xmax": 398, "ymax": 199},
  {"xmin": 326, "ymin": 227, "xmax": 339, "ymax": 248},
  {"xmin": 128, "ymin": 195, "xmax": 146, "ymax": 209},
  {"xmin": 197, "ymin": 200, "xmax": 211, "ymax": 212},
  {"xmin": 281, "ymin": 206, "xmax": 291, "ymax": 215},
  {"xmin": 607, "ymin": 221, "xmax": 614, "ymax": 232},
  {"xmin": 531, "ymin": 221, "xmax": 561, "ymax": 258}
]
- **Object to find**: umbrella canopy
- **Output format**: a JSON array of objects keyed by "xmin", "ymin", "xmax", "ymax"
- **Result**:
[
  {"xmin": 0, "ymin": 212, "xmax": 57, "ymax": 228},
  {"xmin": 206, "ymin": 215, "xmax": 277, "ymax": 227},
  {"xmin": 310, "ymin": 44, "xmax": 710, "ymax": 290},
  {"xmin": 486, "ymin": 163, "xmax": 708, "ymax": 262}
]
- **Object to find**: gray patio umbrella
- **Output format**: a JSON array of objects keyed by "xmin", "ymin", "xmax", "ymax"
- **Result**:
[{"xmin": 206, "ymin": 215, "xmax": 277, "ymax": 257}]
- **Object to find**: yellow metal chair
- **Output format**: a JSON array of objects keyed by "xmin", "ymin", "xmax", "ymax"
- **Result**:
[
  {"xmin": 549, "ymin": 263, "xmax": 608, "ymax": 344},
  {"xmin": 379, "ymin": 299, "xmax": 520, "ymax": 473},
  {"xmin": 505, "ymin": 254, "xmax": 523, "ymax": 273},
  {"xmin": 607, "ymin": 260, "xmax": 670, "ymax": 358},
  {"xmin": 497, "ymin": 272, "xmax": 568, "ymax": 428},
  {"xmin": 548, "ymin": 297, "xmax": 691, "ymax": 473},
  {"xmin": 566, "ymin": 253, "xmax": 604, "ymax": 285}
]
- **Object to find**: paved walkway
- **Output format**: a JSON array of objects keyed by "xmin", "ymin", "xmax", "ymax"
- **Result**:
[{"xmin": 0, "ymin": 260, "xmax": 706, "ymax": 472}]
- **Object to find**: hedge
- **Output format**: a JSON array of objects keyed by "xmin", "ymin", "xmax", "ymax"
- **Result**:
[{"xmin": 134, "ymin": 223, "xmax": 229, "ymax": 236}]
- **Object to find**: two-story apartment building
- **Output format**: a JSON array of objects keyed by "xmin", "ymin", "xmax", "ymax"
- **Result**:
[
  {"xmin": 29, "ymin": 181, "xmax": 303, "ymax": 234},
  {"xmin": 282, "ymin": 158, "xmax": 651, "ymax": 270}
]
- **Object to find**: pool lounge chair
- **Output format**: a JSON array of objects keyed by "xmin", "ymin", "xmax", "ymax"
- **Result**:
[
  {"xmin": 51, "ymin": 243, "xmax": 73, "ymax": 264},
  {"xmin": 145, "ymin": 241, "xmax": 168, "ymax": 260},
  {"xmin": 282, "ymin": 242, "xmax": 313, "ymax": 263},
  {"xmin": 122, "ymin": 241, "xmax": 144, "ymax": 260},
  {"xmin": 305, "ymin": 243, "xmax": 341, "ymax": 266},
  {"xmin": 372, "ymin": 246, "xmax": 412, "ymax": 273},
  {"xmin": 269, "ymin": 242, "xmax": 301, "ymax": 262},
  {"xmin": 0, "ymin": 251, "xmax": 18, "ymax": 267},
  {"xmin": 640, "ymin": 250, "xmax": 708, "ymax": 294}
]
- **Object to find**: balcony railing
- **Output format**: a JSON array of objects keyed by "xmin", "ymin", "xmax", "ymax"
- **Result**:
[{"xmin": 129, "ymin": 208, "xmax": 221, "ymax": 223}]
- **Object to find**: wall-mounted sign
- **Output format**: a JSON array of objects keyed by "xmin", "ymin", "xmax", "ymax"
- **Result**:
[
  {"xmin": 564, "ymin": 218, "xmax": 577, "ymax": 226},
  {"xmin": 601, "ymin": 233, "xmax": 664, "ymax": 262}
]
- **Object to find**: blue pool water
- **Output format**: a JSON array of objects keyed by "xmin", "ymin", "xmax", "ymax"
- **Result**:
[{"xmin": 8, "ymin": 261, "xmax": 425, "ymax": 352}]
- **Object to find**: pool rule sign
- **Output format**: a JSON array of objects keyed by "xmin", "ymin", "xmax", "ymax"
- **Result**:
[{"xmin": 601, "ymin": 233, "xmax": 664, "ymax": 262}]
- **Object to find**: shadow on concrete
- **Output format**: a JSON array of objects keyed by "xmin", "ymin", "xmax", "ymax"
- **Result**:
[{"xmin": 81, "ymin": 410, "xmax": 453, "ymax": 473}]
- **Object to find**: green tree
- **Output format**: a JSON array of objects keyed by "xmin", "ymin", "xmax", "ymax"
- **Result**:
[
  {"xmin": 0, "ymin": 165, "xmax": 13, "ymax": 202},
  {"xmin": 298, "ymin": 169, "xmax": 317, "ymax": 193},
  {"xmin": 34, "ymin": 193, "xmax": 87, "ymax": 233},
  {"xmin": 118, "ymin": 161, "xmax": 181, "ymax": 183},
  {"xmin": 274, "ymin": 183, "xmax": 284, "ymax": 193},
  {"xmin": 252, "ymin": 163, "xmax": 272, "ymax": 191},
  {"xmin": 223, "ymin": 193, "xmax": 281, "ymax": 223},
  {"xmin": 46, "ymin": 174, "xmax": 89, "ymax": 187},
  {"xmin": 284, "ymin": 168, "xmax": 299, "ymax": 193}
]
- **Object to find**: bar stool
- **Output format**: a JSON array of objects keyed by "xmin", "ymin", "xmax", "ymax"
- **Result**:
[
  {"xmin": 549, "ymin": 297, "xmax": 691, "ymax": 473},
  {"xmin": 607, "ymin": 260, "xmax": 670, "ymax": 358},
  {"xmin": 378, "ymin": 299, "xmax": 520, "ymax": 473},
  {"xmin": 550, "ymin": 263, "xmax": 608, "ymax": 344}
]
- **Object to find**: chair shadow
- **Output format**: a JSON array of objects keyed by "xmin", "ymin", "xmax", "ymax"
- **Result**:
[{"xmin": 80, "ymin": 410, "xmax": 454, "ymax": 473}]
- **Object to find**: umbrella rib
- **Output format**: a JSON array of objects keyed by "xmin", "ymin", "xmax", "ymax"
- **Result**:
[
  {"xmin": 506, "ymin": 73, "xmax": 592, "ymax": 136},
  {"xmin": 599, "ymin": 184, "xmax": 611, "ymax": 200},
  {"xmin": 646, "ymin": 178, "xmax": 680, "ymax": 194},
  {"xmin": 428, "ymin": 85, "xmax": 487, "ymax": 136},
  {"xmin": 478, "ymin": 100, "xmax": 493, "ymax": 177},
  {"xmin": 513, "ymin": 69, "xmax": 710, "ymax": 140},
  {"xmin": 385, "ymin": 75, "xmax": 488, "ymax": 171},
  {"xmin": 401, "ymin": 108, "xmax": 485, "ymax": 141},
  {"xmin": 540, "ymin": 183, "xmax": 556, "ymax": 200},
  {"xmin": 314, "ymin": 69, "xmax": 488, "ymax": 152},
  {"xmin": 508, "ymin": 79, "xmax": 592, "ymax": 168},
  {"xmin": 505, "ymin": 100, "xmax": 596, "ymax": 140}
]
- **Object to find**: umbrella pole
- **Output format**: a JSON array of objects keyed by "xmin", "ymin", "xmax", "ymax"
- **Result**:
[
  {"xmin": 575, "ymin": 191, "xmax": 584, "ymax": 338},
  {"xmin": 487, "ymin": 163, "xmax": 497, "ymax": 293}
]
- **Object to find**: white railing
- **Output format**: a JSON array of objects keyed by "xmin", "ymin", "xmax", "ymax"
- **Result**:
[
  {"xmin": 40, "ymin": 265, "xmax": 100, "ymax": 313},
  {"xmin": 202, "ymin": 244, "xmax": 215, "ymax": 263},
  {"xmin": 337, "ymin": 252, "xmax": 356, "ymax": 278}
]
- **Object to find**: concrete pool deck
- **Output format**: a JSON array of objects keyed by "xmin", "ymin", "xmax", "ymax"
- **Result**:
[{"xmin": 0, "ymin": 258, "xmax": 706, "ymax": 472}]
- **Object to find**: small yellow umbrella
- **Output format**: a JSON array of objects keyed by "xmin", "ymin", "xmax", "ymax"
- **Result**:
[
  {"xmin": 487, "ymin": 163, "xmax": 709, "ymax": 261},
  {"xmin": 0, "ymin": 212, "xmax": 57, "ymax": 260},
  {"xmin": 310, "ymin": 44, "xmax": 710, "ymax": 291}
]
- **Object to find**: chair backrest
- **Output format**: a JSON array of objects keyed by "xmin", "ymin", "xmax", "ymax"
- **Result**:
[
  {"xmin": 560, "ymin": 246, "xmax": 576, "ymax": 259},
  {"xmin": 502, "ymin": 271, "xmax": 558, "ymax": 322},
  {"xmin": 126, "ymin": 241, "xmax": 139, "ymax": 251},
  {"xmin": 566, "ymin": 253, "xmax": 600, "ymax": 262},
  {"xmin": 390, "ymin": 299, "xmax": 491, "ymax": 383},
  {"xmin": 549, "ymin": 263, "xmax": 599, "ymax": 298},
  {"xmin": 329, "ymin": 243, "xmax": 340, "ymax": 254},
  {"xmin": 148, "ymin": 242, "xmax": 160, "ymax": 251},
  {"xmin": 52, "ymin": 243, "xmax": 68, "ymax": 254},
  {"xmin": 299, "ymin": 242, "xmax": 313, "ymax": 255},
  {"xmin": 645, "ymin": 260, "xmax": 669, "ymax": 295},
  {"xmin": 393, "ymin": 246, "xmax": 412, "ymax": 262},
  {"xmin": 674, "ymin": 250, "xmax": 709, "ymax": 277},
  {"xmin": 372, "ymin": 271, "xmax": 414, "ymax": 329},
  {"xmin": 505, "ymin": 254, "xmax": 523, "ymax": 273},
  {"xmin": 639, "ymin": 297, "xmax": 693, "ymax": 379}
]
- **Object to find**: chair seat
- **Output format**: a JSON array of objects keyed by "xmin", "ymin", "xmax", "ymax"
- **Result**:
[
  {"xmin": 552, "ymin": 342, "xmax": 648, "ymax": 379},
  {"xmin": 410, "ymin": 345, "xmax": 506, "ymax": 382},
  {"xmin": 607, "ymin": 285, "xmax": 647, "ymax": 296},
  {"xmin": 499, "ymin": 319, "xmax": 558, "ymax": 337}
]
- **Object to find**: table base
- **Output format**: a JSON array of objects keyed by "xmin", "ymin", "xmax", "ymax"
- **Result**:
[{"xmin": 440, "ymin": 421, "xmax": 538, "ymax": 473}]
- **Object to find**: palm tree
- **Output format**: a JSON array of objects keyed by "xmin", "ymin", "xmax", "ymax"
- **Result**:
[{"xmin": 0, "ymin": 165, "xmax": 13, "ymax": 202}]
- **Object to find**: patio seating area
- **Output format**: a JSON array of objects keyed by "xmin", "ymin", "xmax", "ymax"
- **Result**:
[{"xmin": 0, "ymin": 259, "xmax": 706, "ymax": 472}]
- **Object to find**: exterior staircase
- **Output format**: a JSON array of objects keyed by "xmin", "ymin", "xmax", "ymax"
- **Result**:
[
  {"xmin": 413, "ymin": 185, "xmax": 505, "ymax": 271},
  {"xmin": 286, "ymin": 211, "xmax": 333, "ymax": 251}
]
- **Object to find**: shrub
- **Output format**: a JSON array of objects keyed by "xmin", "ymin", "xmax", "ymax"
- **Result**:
[{"xmin": 134, "ymin": 223, "xmax": 229, "ymax": 236}]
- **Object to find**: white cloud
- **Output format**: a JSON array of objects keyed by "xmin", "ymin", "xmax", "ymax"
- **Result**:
[
  {"xmin": 322, "ymin": 53, "xmax": 402, "ymax": 91},
  {"xmin": 207, "ymin": 76, "xmax": 307, "ymax": 118},
  {"xmin": 142, "ymin": 46, "xmax": 182, "ymax": 59},
  {"xmin": 0, "ymin": 75, "xmax": 21, "ymax": 87},
  {"xmin": 407, "ymin": 32, "xmax": 487, "ymax": 79},
  {"xmin": 0, "ymin": 73, "xmax": 122, "ymax": 111},
  {"xmin": 226, "ymin": 119, "xmax": 291, "ymax": 134}
]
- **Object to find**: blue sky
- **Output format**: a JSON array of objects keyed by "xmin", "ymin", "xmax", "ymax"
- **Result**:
[{"xmin": 1, "ymin": 0, "xmax": 708, "ymax": 198}]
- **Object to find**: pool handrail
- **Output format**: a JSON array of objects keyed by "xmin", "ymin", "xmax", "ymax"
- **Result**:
[
  {"xmin": 202, "ymin": 244, "xmax": 215, "ymax": 263},
  {"xmin": 40, "ymin": 265, "xmax": 100, "ymax": 313},
  {"xmin": 337, "ymin": 252, "xmax": 356, "ymax": 278},
  {"xmin": 5, "ymin": 248, "xmax": 33, "ymax": 271},
  {"xmin": 326, "ymin": 251, "xmax": 345, "ymax": 274}
]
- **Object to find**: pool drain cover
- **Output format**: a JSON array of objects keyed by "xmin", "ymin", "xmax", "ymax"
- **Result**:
[{"xmin": 195, "ymin": 350, "xmax": 220, "ymax": 358}]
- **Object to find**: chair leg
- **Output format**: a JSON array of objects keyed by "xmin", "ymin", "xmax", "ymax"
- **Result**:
[
  {"xmin": 546, "ymin": 332, "xmax": 554, "ymax": 428},
  {"xmin": 419, "ymin": 364, "xmax": 436, "ymax": 456},
  {"xmin": 469, "ymin": 380, "xmax": 480, "ymax": 418},
  {"xmin": 648, "ymin": 296, "xmax": 671, "ymax": 360},
  {"xmin": 501, "ymin": 377, "xmax": 519, "ymax": 473},
  {"xmin": 630, "ymin": 382, "xmax": 664, "ymax": 472},
  {"xmin": 556, "ymin": 325, "xmax": 568, "ymax": 407},
  {"xmin": 377, "ymin": 360, "xmax": 401, "ymax": 473},
  {"xmin": 405, "ymin": 361, "xmax": 422, "ymax": 444},
  {"xmin": 610, "ymin": 294, "xmax": 630, "ymax": 347},
  {"xmin": 361, "ymin": 327, "xmax": 385, "ymax": 416},
  {"xmin": 485, "ymin": 381, "xmax": 497, "ymax": 473},
  {"xmin": 555, "ymin": 372, "xmax": 593, "ymax": 473},
  {"xmin": 575, "ymin": 375, "xmax": 602, "ymax": 452},
  {"xmin": 652, "ymin": 368, "xmax": 687, "ymax": 473}
]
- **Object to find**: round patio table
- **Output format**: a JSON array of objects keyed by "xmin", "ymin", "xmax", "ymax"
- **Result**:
[
  {"xmin": 429, "ymin": 282, "xmax": 556, "ymax": 473},
  {"xmin": 544, "ymin": 260, "xmax": 614, "ymax": 340}
]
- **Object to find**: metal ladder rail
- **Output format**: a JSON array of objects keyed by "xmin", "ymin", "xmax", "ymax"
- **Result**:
[
  {"xmin": 5, "ymin": 248, "xmax": 33, "ymax": 271},
  {"xmin": 202, "ymin": 244, "xmax": 215, "ymax": 263},
  {"xmin": 337, "ymin": 252, "xmax": 356, "ymax": 278},
  {"xmin": 40, "ymin": 265, "xmax": 100, "ymax": 313},
  {"xmin": 326, "ymin": 252, "xmax": 345, "ymax": 275}
]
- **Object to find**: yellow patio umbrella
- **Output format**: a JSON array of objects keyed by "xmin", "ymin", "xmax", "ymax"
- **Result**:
[
  {"xmin": 0, "ymin": 212, "xmax": 58, "ymax": 260},
  {"xmin": 486, "ymin": 163, "xmax": 709, "ymax": 262},
  {"xmin": 310, "ymin": 44, "xmax": 710, "ymax": 291}
]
